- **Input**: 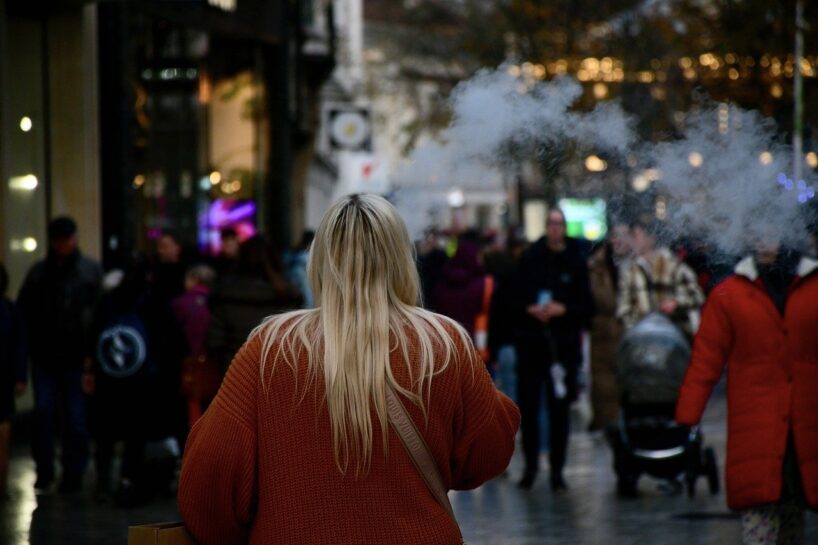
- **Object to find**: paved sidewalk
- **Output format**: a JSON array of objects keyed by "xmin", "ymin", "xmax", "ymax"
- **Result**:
[
  {"xmin": 1, "ymin": 389, "xmax": 815, "ymax": 544},
  {"xmin": 452, "ymin": 388, "xmax": 818, "ymax": 544}
]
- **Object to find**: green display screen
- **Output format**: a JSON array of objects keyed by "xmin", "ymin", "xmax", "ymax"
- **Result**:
[{"xmin": 558, "ymin": 198, "xmax": 607, "ymax": 241}]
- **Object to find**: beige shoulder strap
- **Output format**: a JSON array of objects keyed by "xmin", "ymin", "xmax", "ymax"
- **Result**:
[{"xmin": 385, "ymin": 386, "xmax": 461, "ymax": 533}]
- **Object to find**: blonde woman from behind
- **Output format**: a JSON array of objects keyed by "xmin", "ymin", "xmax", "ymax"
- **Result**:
[{"xmin": 178, "ymin": 193, "xmax": 520, "ymax": 545}]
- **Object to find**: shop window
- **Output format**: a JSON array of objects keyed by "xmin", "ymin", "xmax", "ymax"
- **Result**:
[
  {"xmin": 1, "ymin": 18, "xmax": 48, "ymax": 295},
  {"xmin": 122, "ymin": 12, "xmax": 269, "ymax": 258}
]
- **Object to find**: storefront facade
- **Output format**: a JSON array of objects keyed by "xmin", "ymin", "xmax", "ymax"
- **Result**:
[
  {"xmin": 0, "ymin": 0, "xmax": 333, "ymax": 286},
  {"xmin": 0, "ymin": 0, "xmax": 101, "ymax": 293},
  {"xmin": 97, "ymin": 0, "xmax": 290, "ymax": 267}
]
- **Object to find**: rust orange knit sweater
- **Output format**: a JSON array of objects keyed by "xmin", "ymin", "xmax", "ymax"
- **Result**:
[{"xmin": 178, "ymin": 319, "xmax": 520, "ymax": 545}]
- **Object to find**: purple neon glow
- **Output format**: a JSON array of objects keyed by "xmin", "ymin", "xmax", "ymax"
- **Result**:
[
  {"xmin": 208, "ymin": 200, "xmax": 257, "ymax": 227},
  {"xmin": 203, "ymin": 199, "xmax": 258, "ymax": 254}
]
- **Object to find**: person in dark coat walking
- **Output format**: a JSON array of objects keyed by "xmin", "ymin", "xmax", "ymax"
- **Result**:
[
  {"xmin": 431, "ymin": 239, "xmax": 489, "ymax": 338},
  {"xmin": 151, "ymin": 230, "xmax": 187, "ymax": 305},
  {"xmin": 587, "ymin": 223, "xmax": 631, "ymax": 431},
  {"xmin": 485, "ymin": 229, "xmax": 527, "ymax": 399},
  {"xmin": 91, "ymin": 259, "xmax": 187, "ymax": 506},
  {"xmin": 511, "ymin": 208, "xmax": 593, "ymax": 491},
  {"xmin": 211, "ymin": 228, "xmax": 241, "ymax": 278},
  {"xmin": 17, "ymin": 217, "xmax": 103, "ymax": 492},
  {"xmin": 91, "ymin": 262, "xmax": 153, "ymax": 503},
  {"xmin": 207, "ymin": 236, "xmax": 301, "ymax": 371},
  {"xmin": 0, "ymin": 263, "xmax": 27, "ymax": 496},
  {"xmin": 417, "ymin": 230, "xmax": 449, "ymax": 311}
]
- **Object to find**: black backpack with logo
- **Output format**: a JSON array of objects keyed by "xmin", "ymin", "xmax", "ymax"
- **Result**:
[{"xmin": 96, "ymin": 310, "xmax": 156, "ymax": 381}]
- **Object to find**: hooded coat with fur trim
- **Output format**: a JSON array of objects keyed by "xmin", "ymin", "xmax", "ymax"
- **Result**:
[{"xmin": 676, "ymin": 256, "xmax": 818, "ymax": 511}]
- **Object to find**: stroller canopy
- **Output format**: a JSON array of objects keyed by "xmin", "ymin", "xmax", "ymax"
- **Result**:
[{"xmin": 616, "ymin": 313, "xmax": 691, "ymax": 405}]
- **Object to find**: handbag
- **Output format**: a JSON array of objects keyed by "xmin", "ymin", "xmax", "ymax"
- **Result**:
[
  {"xmin": 385, "ymin": 386, "xmax": 465, "ymax": 544},
  {"xmin": 130, "ymin": 388, "xmax": 463, "ymax": 545},
  {"xmin": 128, "ymin": 522, "xmax": 195, "ymax": 545}
]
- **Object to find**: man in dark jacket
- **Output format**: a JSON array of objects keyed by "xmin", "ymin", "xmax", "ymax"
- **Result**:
[
  {"xmin": 512, "ymin": 208, "xmax": 593, "ymax": 491},
  {"xmin": 485, "ymin": 229, "xmax": 527, "ymax": 398},
  {"xmin": 152, "ymin": 230, "xmax": 187, "ymax": 304},
  {"xmin": 207, "ymin": 236, "xmax": 301, "ymax": 371},
  {"xmin": 17, "ymin": 217, "xmax": 102, "ymax": 493},
  {"xmin": 417, "ymin": 230, "xmax": 448, "ymax": 311}
]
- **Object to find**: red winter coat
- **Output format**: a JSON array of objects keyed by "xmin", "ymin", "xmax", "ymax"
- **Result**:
[{"xmin": 676, "ymin": 256, "xmax": 818, "ymax": 511}]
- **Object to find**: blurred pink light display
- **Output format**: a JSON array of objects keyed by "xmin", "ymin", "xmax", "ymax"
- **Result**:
[{"xmin": 202, "ymin": 198, "xmax": 257, "ymax": 254}]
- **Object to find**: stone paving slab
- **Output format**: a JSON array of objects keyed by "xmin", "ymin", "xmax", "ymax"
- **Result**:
[
  {"xmin": 452, "ymin": 391, "xmax": 818, "ymax": 544},
  {"xmin": 1, "ymin": 390, "xmax": 815, "ymax": 544}
]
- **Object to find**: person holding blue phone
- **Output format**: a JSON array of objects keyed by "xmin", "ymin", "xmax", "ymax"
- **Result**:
[{"xmin": 511, "ymin": 208, "xmax": 593, "ymax": 491}]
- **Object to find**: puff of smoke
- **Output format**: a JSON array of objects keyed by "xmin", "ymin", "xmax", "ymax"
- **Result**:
[
  {"xmin": 644, "ymin": 103, "xmax": 815, "ymax": 260},
  {"xmin": 392, "ymin": 66, "xmax": 635, "ymax": 237}
]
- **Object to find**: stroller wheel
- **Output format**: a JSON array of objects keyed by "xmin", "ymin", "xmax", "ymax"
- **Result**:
[
  {"xmin": 685, "ymin": 473, "xmax": 697, "ymax": 498},
  {"xmin": 704, "ymin": 447, "xmax": 720, "ymax": 495},
  {"xmin": 617, "ymin": 475, "xmax": 638, "ymax": 498}
]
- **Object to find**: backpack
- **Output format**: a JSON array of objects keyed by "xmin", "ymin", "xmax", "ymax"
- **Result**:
[{"xmin": 96, "ymin": 312, "xmax": 154, "ymax": 379}]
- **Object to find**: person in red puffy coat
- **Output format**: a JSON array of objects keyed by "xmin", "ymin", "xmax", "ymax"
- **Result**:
[{"xmin": 676, "ymin": 240, "xmax": 818, "ymax": 545}]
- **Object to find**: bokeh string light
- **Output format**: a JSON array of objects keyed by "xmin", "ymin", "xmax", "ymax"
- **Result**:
[{"xmin": 506, "ymin": 53, "xmax": 817, "ymax": 102}]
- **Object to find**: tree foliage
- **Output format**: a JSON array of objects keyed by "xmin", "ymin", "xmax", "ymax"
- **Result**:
[{"xmin": 377, "ymin": 0, "xmax": 818, "ymax": 143}]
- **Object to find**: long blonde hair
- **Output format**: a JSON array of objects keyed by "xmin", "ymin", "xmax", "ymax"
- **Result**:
[{"xmin": 253, "ymin": 194, "xmax": 470, "ymax": 474}]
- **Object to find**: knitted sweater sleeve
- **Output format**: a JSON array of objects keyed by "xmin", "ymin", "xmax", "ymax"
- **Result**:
[
  {"xmin": 450, "ymin": 343, "xmax": 521, "ymax": 490},
  {"xmin": 178, "ymin": 338, "xmax": 259, "ymax": 545}
]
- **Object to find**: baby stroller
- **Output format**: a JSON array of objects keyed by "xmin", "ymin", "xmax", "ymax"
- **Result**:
[{"xmin": 611, "ymin": 313, "xmax": 719, "ymax": 498}]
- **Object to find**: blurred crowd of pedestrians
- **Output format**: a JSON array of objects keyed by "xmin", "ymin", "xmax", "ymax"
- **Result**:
[
  {"xmin": 0, "ymin": 201, "xmax": 816, "ymax": 545},
  {"xmin": 417, "ymin": 210, "xmax": 818, "ymax": 544},
  {"xmin": 0, "ymin": 218, "xmax": 309, "ymax": 506},
  {"xmin": 417, "ymin": 211, "xmax": 713, "ymax": 488}
]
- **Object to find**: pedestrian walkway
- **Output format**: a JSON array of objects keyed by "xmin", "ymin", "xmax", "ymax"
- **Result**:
[
  {"xmin": 452, "ymin": 389, "xmax": 818, "ymax": 544},
  {"xmin": 1, "ymin": 390, "xmax": 815, "ymax": 544}
]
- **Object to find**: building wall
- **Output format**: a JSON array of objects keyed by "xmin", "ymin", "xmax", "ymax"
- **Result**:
[
  {"xmin": 0, "ymin": 0, "xmax": 5, "ymax": 264},
  {"xmin": 0, "ymin": 5, "xmax": 102, "ymax": 295},
  {"xmin": 4, "ymin": 0, "xmax": 330, "ymax": 275},
  {"xmin": 0, "ymin": 11, "xmax": 49, "ymax": 295},
  {"xmin": 46, "ymin": 7, "xmax": 101, "ymax": 261}
]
